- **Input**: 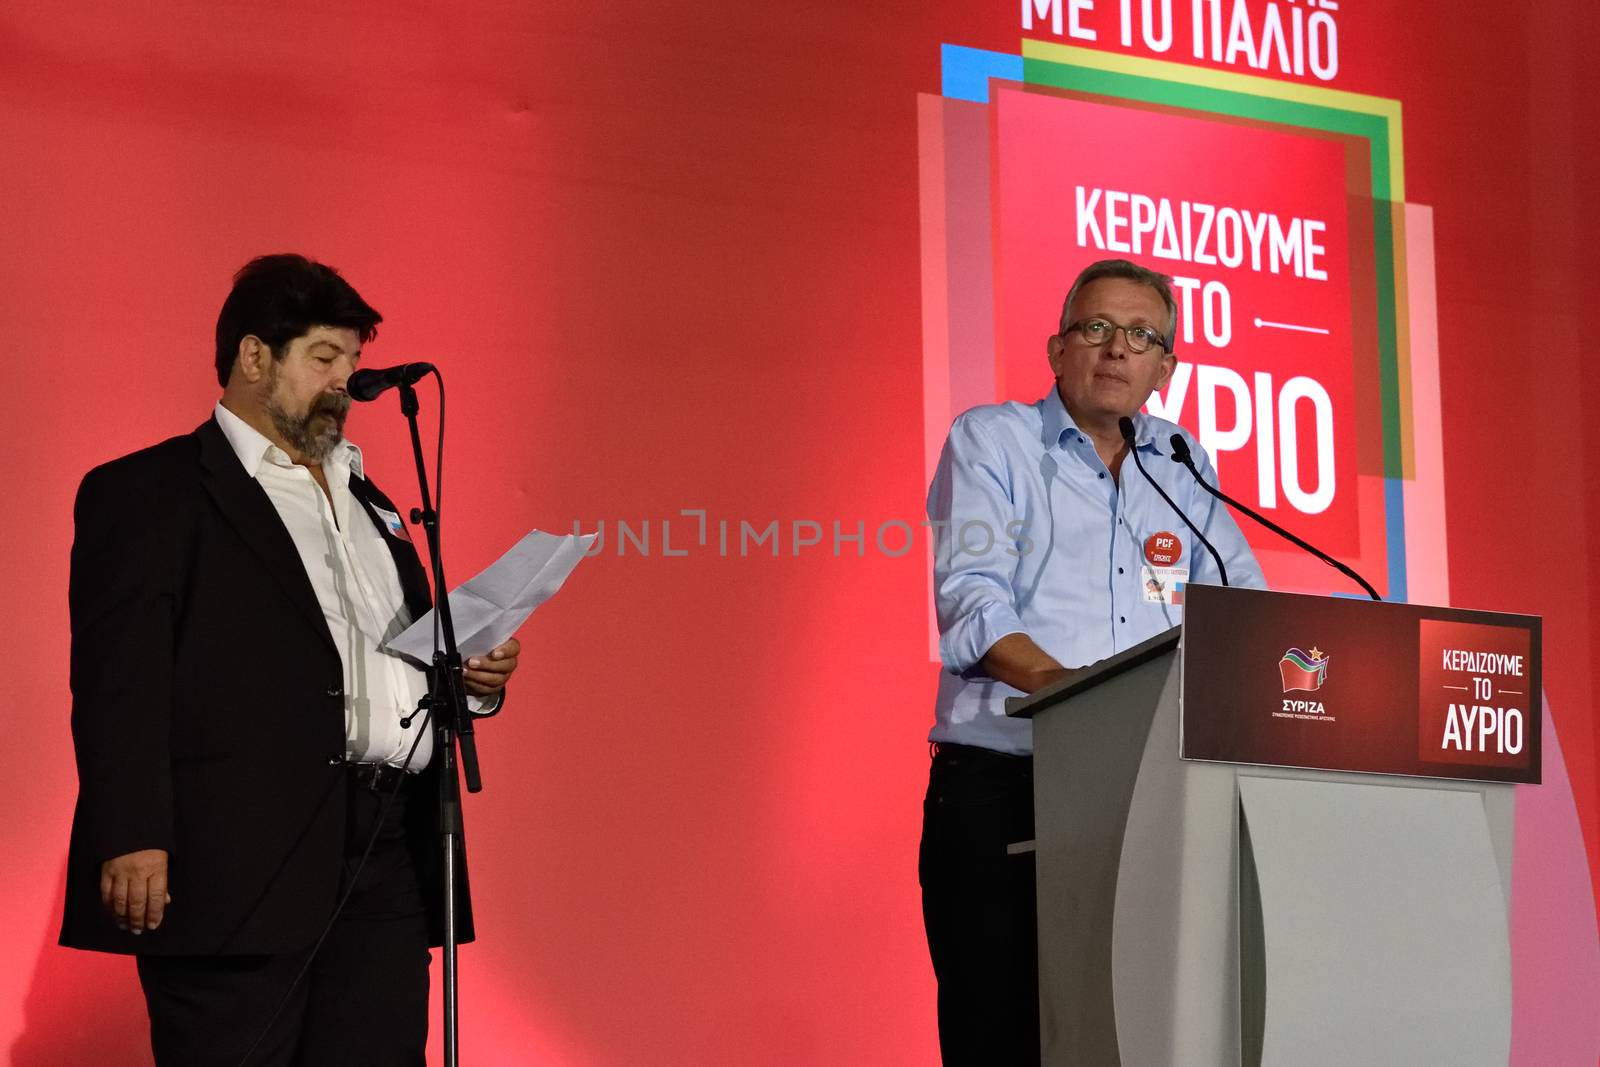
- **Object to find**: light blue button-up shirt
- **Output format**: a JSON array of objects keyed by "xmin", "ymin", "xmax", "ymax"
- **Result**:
[{"xmin": 928, "ymin": 387, "xmax": 1266, "ymax": 755}]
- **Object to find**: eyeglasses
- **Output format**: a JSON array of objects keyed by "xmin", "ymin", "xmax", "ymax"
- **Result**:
[{"xmin": 1062, "ymin": 318, "xmax": 1172, "ymax": 354}]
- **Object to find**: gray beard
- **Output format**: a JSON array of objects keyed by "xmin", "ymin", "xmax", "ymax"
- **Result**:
[{"xmin": 266, "ymin": 391, "xmax": 351, "ymax": 462}]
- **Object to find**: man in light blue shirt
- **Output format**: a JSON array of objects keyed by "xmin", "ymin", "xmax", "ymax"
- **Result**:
[{"xmin": 918, "ymin": 259, "xmax": 1264, "ymax": 1063}]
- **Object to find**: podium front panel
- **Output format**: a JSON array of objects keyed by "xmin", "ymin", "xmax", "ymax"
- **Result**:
[{"xmin": 1181, "ymin": 585, "xmax": 1541, "ymax": 784}]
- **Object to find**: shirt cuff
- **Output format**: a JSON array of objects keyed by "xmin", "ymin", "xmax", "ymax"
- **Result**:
[{"xmin": 940, "ymin": 599, "xmax": 1027, "ymax": 675}]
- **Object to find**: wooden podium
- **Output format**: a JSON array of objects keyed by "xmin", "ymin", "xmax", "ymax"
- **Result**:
[{"xmin": 1005, "ymin": 586, "xmax": 1540, "ymax": 1066}]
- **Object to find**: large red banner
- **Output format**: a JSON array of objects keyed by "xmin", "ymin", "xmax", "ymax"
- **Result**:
[{"xmin": 993, "ymin": 86, "xmax": 1362, "ymax": 564}]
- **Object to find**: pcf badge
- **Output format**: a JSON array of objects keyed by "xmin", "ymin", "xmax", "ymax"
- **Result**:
[
  {"xmin": 1142, "ymin": 530, "xmax": 1187, "ymax": 605},
  {"xmin": 1144, "ymin": 531, "xmax": 1182, "ymax": 566}
]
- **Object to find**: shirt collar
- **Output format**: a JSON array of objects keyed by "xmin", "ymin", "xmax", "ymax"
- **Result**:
[
  {"xmin": 1037, "ymin": 387, "xmax": 1167, "ymax": 453},
  {"xmin": 212, "ymin": 400, "xmax": 364, "ymax": 480}
]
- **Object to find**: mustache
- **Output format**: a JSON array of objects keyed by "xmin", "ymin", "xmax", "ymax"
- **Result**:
[{"xmin": 311, "ymin": 392, "xmax": 352, "ymax": 419}]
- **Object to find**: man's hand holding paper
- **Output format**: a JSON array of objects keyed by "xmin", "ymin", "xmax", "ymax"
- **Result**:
[{"xmin": 387, "ymin": 529, "xmax": 597, "ymax": 664}]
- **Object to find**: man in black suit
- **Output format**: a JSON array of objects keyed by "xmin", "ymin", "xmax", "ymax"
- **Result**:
[{"xmin": 61, "ymin": 254, "xmax": 521, "ymax": 1065}]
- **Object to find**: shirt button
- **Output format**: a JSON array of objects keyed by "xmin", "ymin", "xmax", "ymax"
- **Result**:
[
  {"xmin": 1118, "ymin": 567, "xmax": 1125, "ymax": 574},
  {"xmin": 1098, "ymin": 473, "xmax": 1106, "ymax": 480},
  {"xmin": 326, "ymin": 683, "xmax": 343, "ymax": 698},
  {"xmin": 1119, "ymin": 616, "xmax": 1127, "ymax": 623},
  {"xmin": 326, "ymin": 754, "xmax": 344, "ymax": 766}
]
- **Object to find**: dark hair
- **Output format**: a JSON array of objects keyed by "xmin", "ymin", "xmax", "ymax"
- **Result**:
[
  {"xmin": 1059, "ymin": 258, "xmax": 1179, "ymax": 349},
  {"xmin": 214, "ymin": 254, "xmax": 383, "ymax": 386}
]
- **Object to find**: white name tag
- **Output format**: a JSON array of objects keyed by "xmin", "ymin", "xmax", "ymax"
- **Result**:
[
  {"xmin": 1141, "ymin": 564, "xmax": 1188, "ymax": 605},
  {"xmin": 372, "ymin": 505, "xmax": 410, "ymax": 541}
]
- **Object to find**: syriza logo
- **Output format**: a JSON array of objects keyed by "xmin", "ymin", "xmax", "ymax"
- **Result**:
[
  {"xmin": 1280, "ymin": 647, "xmax": 1329, "ymax": 692},
  {"xmin": 1276, "ymin": 646, "xmax": 1332, "ymax": 719}
]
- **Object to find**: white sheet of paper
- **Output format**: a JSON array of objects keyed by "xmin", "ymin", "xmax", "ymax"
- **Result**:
[{"xmin": 386, "ymin": 529, "xmax": 597, "ymax": 664}]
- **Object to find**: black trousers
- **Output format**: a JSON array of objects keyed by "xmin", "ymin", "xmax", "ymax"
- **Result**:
[
  {"xmin": 137, "ymin": 771, "xmax": 431, "ymax": 1067},
  {"xmin": 919, "ymin": 743, "xmax": 1039, "ymax": 1066}
]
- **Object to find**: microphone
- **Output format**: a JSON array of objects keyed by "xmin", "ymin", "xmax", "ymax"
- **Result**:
[
  {"xmin": 347, "ymin": 362, "xmax": 435, "ymax": 402},
  {"xmin": 1168, "ymin": 433, "xmax": 1380, "ymax": 601},
  {"xmin": 1118, "ymin": 416, "xmax": 1228, "ymax": 586}
]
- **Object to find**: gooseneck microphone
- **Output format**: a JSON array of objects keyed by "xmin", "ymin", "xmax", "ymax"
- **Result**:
[
  {"xmin": 1167, "ymin": 432, "xmax": 1380, "ymax": 601},
  {"xmin": 347, "ymin": 362, "xmax": 436, "ymax": 402},
  {"xmin": 1119, "ymin": 416, "xmax": 1228, "ymax": 586}
]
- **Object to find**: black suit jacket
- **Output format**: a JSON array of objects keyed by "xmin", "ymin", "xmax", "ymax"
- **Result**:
[{"xmin": 61, "ymin": 418, "xmax": 477, "ymax": 955}]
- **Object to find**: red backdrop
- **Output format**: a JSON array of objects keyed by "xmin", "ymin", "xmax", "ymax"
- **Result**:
[{"xmin": 3, "ymin": 2, "xmax": 1596, "ymax": 1062}]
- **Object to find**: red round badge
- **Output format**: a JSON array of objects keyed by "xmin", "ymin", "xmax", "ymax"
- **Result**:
[{"xmin": 1144, "ymin": 531, "xmax": 1182, "ymax": 567}]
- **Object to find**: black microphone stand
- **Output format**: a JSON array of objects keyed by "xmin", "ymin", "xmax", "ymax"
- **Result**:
[
  {"xmin": 397, "ymin": 378, "xmax": 481, "ymax": 1067},
  {"xmin": 1168, "ymin": 434, "xmax": 1381, "ymax": 601},
  {"xmin": 1119, "ymin": 417, "xmax": 1230, "ymax": 586}
]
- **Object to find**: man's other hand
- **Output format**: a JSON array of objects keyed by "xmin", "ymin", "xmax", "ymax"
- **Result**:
[
  {"xmin": 464, "ymin": 638, "xmax": 520, "ymax": 696},
  {"xmin": 101, "ymin": 849, "xmax": 170, "ymax": 934},
  {"xmin": 980, "ymin": 633, "xmax": 1076, "ymax": 695}
]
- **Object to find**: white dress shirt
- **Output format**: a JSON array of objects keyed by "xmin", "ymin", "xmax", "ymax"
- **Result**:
[{"xmin": 214, "ymin": 402, "xmax": 437, "ymax": 771}]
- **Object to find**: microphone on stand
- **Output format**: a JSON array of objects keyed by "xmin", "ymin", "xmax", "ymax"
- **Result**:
[
  {"xmin": 1118, "ymin": 416, "xmax": 1228, "ymax": 586},
  {"xmin": 347, "ymin": 362, "xmax": 436, "ymax": 402},
  {"xmin": 1167, "ymin": 433, "xmax": 1380, "ymax": 601}
]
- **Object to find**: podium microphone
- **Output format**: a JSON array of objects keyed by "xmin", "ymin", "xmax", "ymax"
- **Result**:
[
  {"xmin": 1167, "ymin": 433, "xmax": 1380, "ymax": 601},
  {"xmin": 348, "ymin": 362, "xmax": 436, "ymax": 402},
  {"xmin": 1119, "ymin": 416, "xmax": 1228, "ymax": 586}
]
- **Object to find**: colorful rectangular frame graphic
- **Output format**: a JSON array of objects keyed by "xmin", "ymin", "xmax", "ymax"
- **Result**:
[{"xmin": 920, "ymin": 41, "xmax": 1448, "ymax": 610}]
